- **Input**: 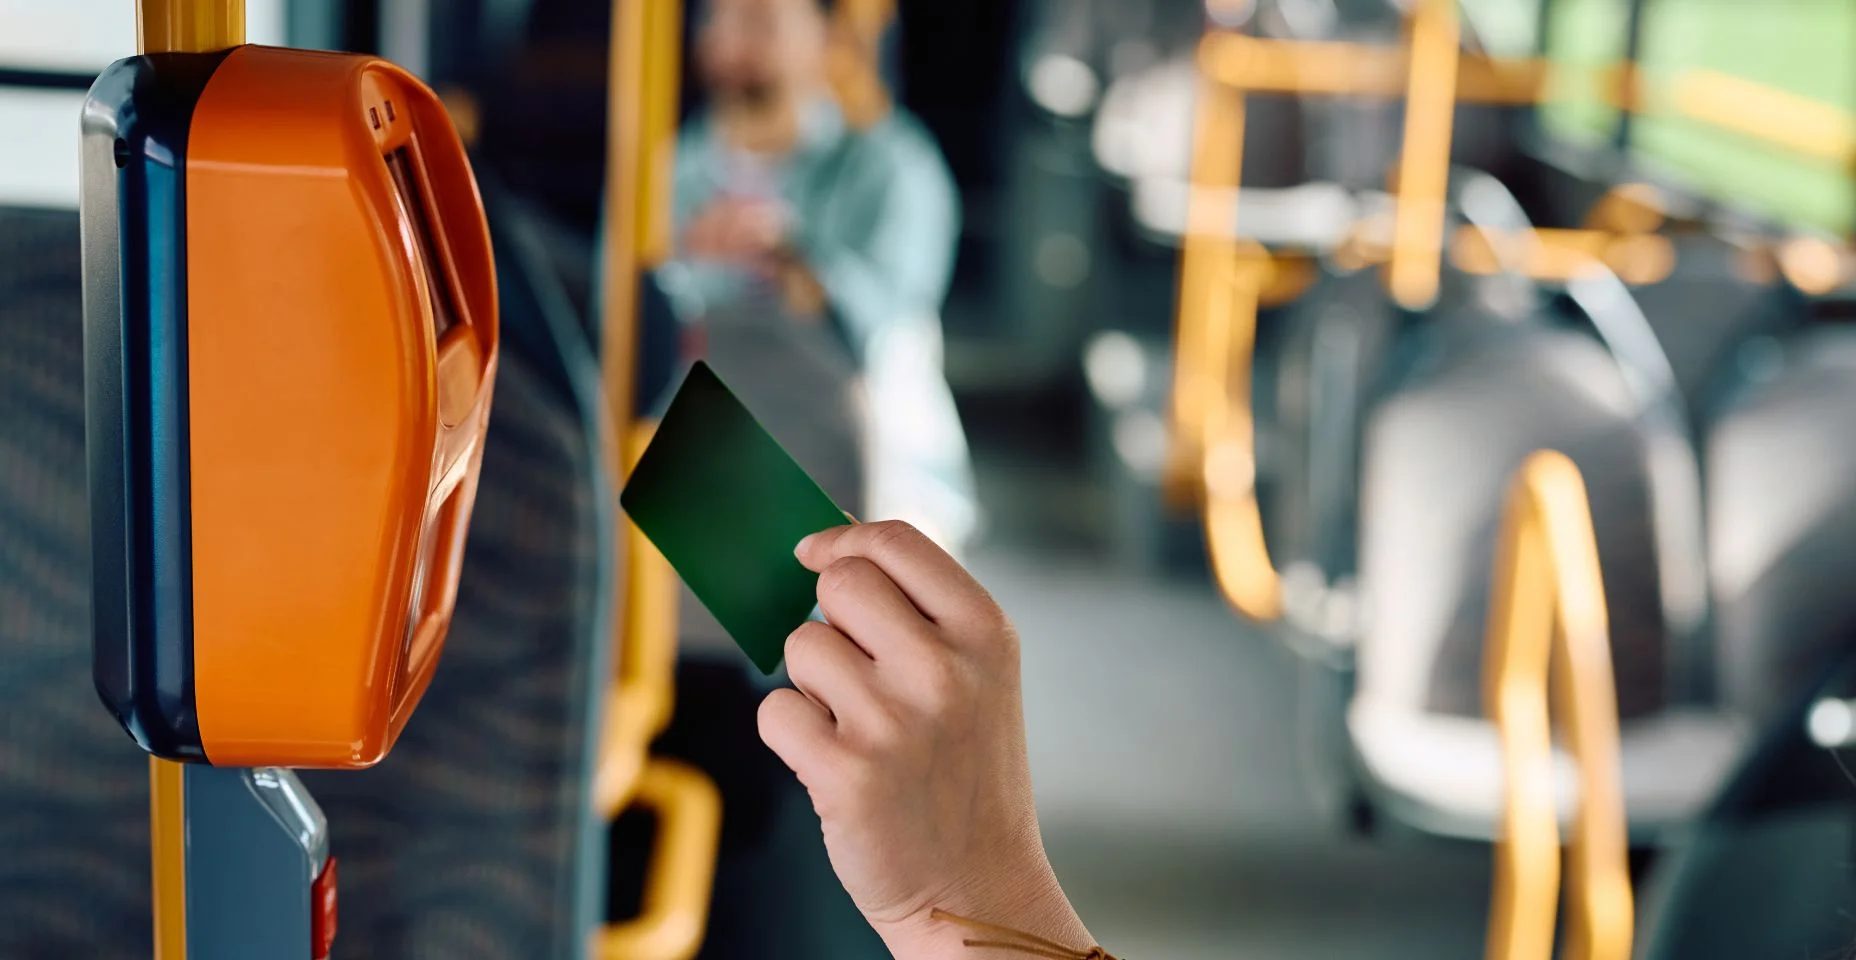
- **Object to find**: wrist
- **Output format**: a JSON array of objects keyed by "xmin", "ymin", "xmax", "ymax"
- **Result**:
[{"xmin": 872, "ymin": 855, "xmax": 1092, "ymax": 960}]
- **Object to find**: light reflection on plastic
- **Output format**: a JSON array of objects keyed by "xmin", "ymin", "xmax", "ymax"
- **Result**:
[
  {"xmin": 1085, "ymin": 331, "xmax": 1148, "ymax": 410},
  {"xmin": 1808, "ymin": 698, "xmax": 1855, "ymax": 749},
  {"xmin": 1027, "ymin": 54, "xmax": 1100, "ymax": 118}
]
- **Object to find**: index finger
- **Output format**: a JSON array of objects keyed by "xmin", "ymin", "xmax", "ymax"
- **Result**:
[{"xmin": 795, "ymin": 521, "xmax": 983, "ymax": 627}]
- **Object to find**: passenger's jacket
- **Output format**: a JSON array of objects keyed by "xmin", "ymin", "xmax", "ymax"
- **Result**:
[{"xmin": 658, "ymin": 97, "xmax": 961, "ymax": 362}]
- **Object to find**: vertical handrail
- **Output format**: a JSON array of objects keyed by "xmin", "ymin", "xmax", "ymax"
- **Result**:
[
  {"xmin": 1199, "ymin": 245, "xmax": 1282, "ymax": 619},
  {"xmin": 1388, "ymin": 0, "xmax": 1460, "ymax": 310},
  {"xmin": 1483, "ymin": 451, "xmax": 1633, "ymax": 960},
  {"xmin": 598, "ymin": 0, "xmax": 685, "ymax": 816},
  {"xmin": 637, "ymin": 0, "xmax": 684, "ymax": 266},
  {"xmin": 150, "ymin": 756, "xmax": 188, "ymax": 960},
  {"xmin": 1166, "ymin": 39, "xmax": 1246, "ymax": 509},
  {"xmin": 1172, "ymin": 26, "xmax": 1291, "ymax": 623},
  {"xmin": 601, "ymin": 1, "xmax": 648, "ymax": 435},
  {"xmin": 138, "ymin": 0, "xmax": 244, "ymax": 54},
  {"xmin": 599, "ymin": 2, "xmax": 721, "ymax": 957}
]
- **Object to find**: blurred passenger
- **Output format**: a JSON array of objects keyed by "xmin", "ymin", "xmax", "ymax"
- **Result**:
[
  {"xmin": 658, "ymin": 0, "xmax": 971, "ymax": 546},
  {"xmin": 662, "ymin": 0, "xmax": 959, "ymax": 380},
  {"xmin": 613, "ymin": 0, "xmax": 963, "ymax": 956}
]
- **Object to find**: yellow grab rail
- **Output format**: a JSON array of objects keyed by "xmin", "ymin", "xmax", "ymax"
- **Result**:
[
  {"xmin": 599, "ymin": 2, "xmax": 721, "ymax": 957},
  {"xmin": 598, "ymin": 423, "xmax": 682, "ymax": 818},
  {"xmin": 1198, "ymin": 33, "xmax": 1550, "ymax": 104},
  {"xmin": 1199, "ymin": 248, "xmax": 1281, "ymax": 620},
  {"xmin": 150, "ymin": 757, "xmax": 188, "ymax": 960},
  {"xmin": 598, "ymin": 759, "xmax": 724, "ymax": 959},
  {"xmin": 1482, "ymin": 451, "xmax": 1633, "ymax": 960},
  {"xmin": 1171, "ymin": 0, "xmax": 1460, "ymax": 618},
  {"xmin": 138, "ymin": 0, "xmax": 244, "ymax": 54},
  {"xmin": 1387, "ymin": 0, "xmax": 1459, "ymax": 311},
  {"xmin": 1197, "ymin": 32, "xmax": 1856, "ymax": 168},
  {"xmin": 601, "ymin": 0, "xmax": 650, "ymax": 427},
  {"xmin": 637, "ymin": 0, "xmax": 685, "ymax": 265},
  {"xmin": 1165, "ymin": 70, "xmax": 1247, "ymax": 508},
  {"xmin": 1449, "ymin": 226, "xmax": 1675, "ymax": 286}
]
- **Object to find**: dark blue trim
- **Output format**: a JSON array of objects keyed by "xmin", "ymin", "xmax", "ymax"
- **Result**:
[{"xmin": 82, "ymin": 51, "xmax": 231, "ymax": 761}]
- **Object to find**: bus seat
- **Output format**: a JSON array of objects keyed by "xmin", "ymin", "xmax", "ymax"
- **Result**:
[
  {"xmin": 1263, "ymin": 267, "xmax": 1404, "ymax": 592},
  {"xmin": 1613, "ymin": 236, "xmax": 1794, "ymax": 419},
  {"xmin": 1092, "ymin": 50, "xmax": 1310, "ymax": 191},
  {"xmin": 1636, "ymin": 647, "xmax": 1856, "ymax": 960},
  {"xmin": 1706, "ymin": 327, "xmax": 1856, "ymax": 724},
  {"xmin": 1349, "ymin": 318, "xmax": 1748, "ymax": 838},
  {"xmin": 0, "ymin": 206, "xmax": 150, "ymax": 957},
  {"xmin": 0, "ymin": 195, "xmax": 610, "ymax": 958}
]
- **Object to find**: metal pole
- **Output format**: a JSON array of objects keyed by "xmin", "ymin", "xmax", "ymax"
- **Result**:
[
  {"xmin": 139, "ymin": 0, "xmax": 245, "ymax": 54},
  {"xmin": 1388, "ymin": 0, "xmax": 1461, "ymax": 310}
]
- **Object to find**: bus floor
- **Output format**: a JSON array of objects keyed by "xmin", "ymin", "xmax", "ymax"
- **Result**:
[
  {"xmin": 979, "ymin": 546, "xmax": 1493, "ymax": 959},
  {"xmin": 961, "ymin": 396, "xmax": 1493, "ymax": 958}
]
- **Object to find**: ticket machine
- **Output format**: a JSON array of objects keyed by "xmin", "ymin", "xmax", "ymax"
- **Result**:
[{"xmin": 82, "ymin": 2, "xmax": 497, "ymax": 955}]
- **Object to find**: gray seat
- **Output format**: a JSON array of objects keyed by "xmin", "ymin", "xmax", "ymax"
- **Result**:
[
  {"xmin": 1706, "ymin": 328, "xmax": 1856, "ymax": 725},
  {"xmin": 1635, "ymin": 646, "xmax": 1856, "ymax": 960},
  {"xmin": 1621, "ymin": 235, "xmax": 1794, "ymax": 418},
  {"xmin": 1265, "ymin": 267, "xmax": 1403, "ymax": 600},
  {"xmin": 0, "ymin": 207, "xmax": 150, "ymax": 957},
  {"xmin": 1348, "ymin": 263, "xmax": 1856, "ymax": 843},
  {"xmin": 0, "ymin": 201, "xmax": 609, "ymax": 959},
  {"xmin": 1347, "ymin": 315, "xmax": 1747, "ymax": 840}
]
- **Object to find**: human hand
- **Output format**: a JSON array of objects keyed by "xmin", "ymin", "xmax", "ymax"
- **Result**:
[
  {"xmin": 679, "ymin": 197, "xmax": 786, "ymax": 266},
  {"xmin": 758, "ymin": 521, "xmax": 1092, "ymax": 960}
]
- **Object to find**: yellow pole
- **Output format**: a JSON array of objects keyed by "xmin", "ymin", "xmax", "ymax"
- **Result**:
[
  {"xmin": 1483, "ymin": 451, "xmax": 1633, "ymax": 960},
  {"xmin": 138, "ymin": 0, "xmax": 244, "ymax": 55},
  {"xmin": 1199, "ymin": 248, "xmax": 1282, "ymax": 620},
  {"xmin": 637, "ymin": 0, "xmax": 685, "ymax": 265},
  {"xmin": 598, "ymin": 7, "xmax": 721, "ymax": 958},
  {"xmin": 150, "ymin": 757, "xmax": 188, "ymax": 960},
  {"xmin": 598, "ymin": 0, "xmax": 687, "ymax": 814},
  {"xmin": 1165, "ymin": 41, "xmax": 1246, "ymax": 507},
  {"xmin": 1388, "ymin": 0, "xmax": 1460, "ymax": 310},
  {"xmin": 602, "ymin": 0, "xmax": 648, "ymax": 436}
]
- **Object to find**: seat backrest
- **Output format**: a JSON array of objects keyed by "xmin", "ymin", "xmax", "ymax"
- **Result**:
[
  {"xmin": 1356, "ymin": 319, "xmax": 1670, "ymax": 722},
  {"xmin": 1265, "ymin": 267, "xmax": 1405, "ymax": 579},
  {"xmin": 1617, "ymin": 236, "xmax": 1794, "ymax": 420},
  {"xmin": 1706, "ymin": 327, "xmax": 1856, "ymax": 723},
  {"xmin": 0, "ymin": 201, "xmax": 610, "ymax": 960},
  {"xmin": 0, "ymin": 207, "xmax": 152, "ymax": 958},
  {"xmin": 1636, "ymin": 647, "xmax": 1856, "ymax": 960}
]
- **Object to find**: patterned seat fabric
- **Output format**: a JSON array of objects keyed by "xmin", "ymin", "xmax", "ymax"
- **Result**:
[{"xmin": 0, "ymin": 204, "xmax": 606, "ymax": 959}]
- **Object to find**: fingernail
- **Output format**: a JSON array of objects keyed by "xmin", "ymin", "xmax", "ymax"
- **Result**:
[{"xmin": 795, "ymin": 533, "xmax": 819, "ymax": 557}]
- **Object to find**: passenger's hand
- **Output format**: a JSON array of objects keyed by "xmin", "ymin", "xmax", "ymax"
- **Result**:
[
  {"xmin": 759, "ymin": 521, "xmax": 1092, "ymax": 960},
  {"xmin": 680, "ymin": 197, "xmax": 785, "ymax": 266}
]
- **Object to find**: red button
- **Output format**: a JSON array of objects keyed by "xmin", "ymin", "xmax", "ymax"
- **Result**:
[{"xmin": 311, "ymin": 857, "xmax": 338, "ymax": 960}]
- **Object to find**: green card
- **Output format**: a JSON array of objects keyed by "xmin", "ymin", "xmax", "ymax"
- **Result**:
[{"xmin": 620, "ymin": 361, "xmax": 851, "ymax": 675}]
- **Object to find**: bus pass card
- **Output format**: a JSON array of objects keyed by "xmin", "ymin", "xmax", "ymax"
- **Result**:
[{"xmin": 619, "ymin": 361, "xmax": 851, "ymax": 674}]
